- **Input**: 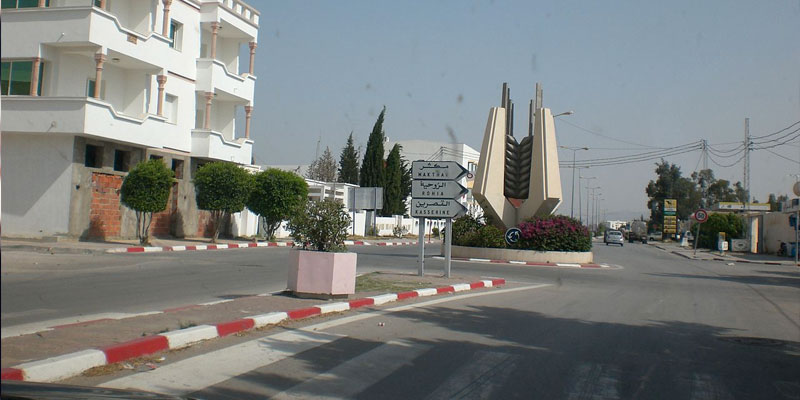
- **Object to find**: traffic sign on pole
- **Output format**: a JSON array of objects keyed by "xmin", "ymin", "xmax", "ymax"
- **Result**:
[
  {"xmin": 411, "ymin": 199, "xmax": 468, "ymax": 218},
  {"xmin": 693, "ymin": 209, "xmax": 709, "ymax": 223},
  {"xmin": 411, "ymin": 161, "xmax": 469, "ymax": 181},
  {"xmin": 412, "ymin": 180, "xmax": 468, "ymax": 199}
]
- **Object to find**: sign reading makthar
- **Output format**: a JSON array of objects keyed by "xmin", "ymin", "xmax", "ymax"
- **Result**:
[{"xmin": 472, "ymin": 83, "xmax": 562, "ymax": 230}]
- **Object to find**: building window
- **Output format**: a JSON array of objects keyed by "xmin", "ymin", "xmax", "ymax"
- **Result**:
[
  {"xmin": 1, "ymin": 60, "xmax": 43, "ymax": 96},
  {"xmin": 2, "ymin": 0, "xmax": 47, "ymax": 9},
  {"xmin": 113, "ymin": 150, "xmax": 131, "ymax": 172},
  {"xmin": 85, "ymin": 145, "xmax": 103, "ymax": 168},
  {"xmin": 172, "ymin": 159, "xmax": 184, "ymax": 179},
  {"xmin": 86, "ymin": 79, "xmax": 105, "ymax": 99},
  {"xmin": 149, "ymin": 155, "xmax": 163, "ymax": 161},
  {"xmin": 169, "ymin": 20, "xmax": 183, "ymax": 50}
]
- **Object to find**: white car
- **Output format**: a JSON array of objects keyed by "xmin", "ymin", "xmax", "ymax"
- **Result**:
[{"xmin": 604, "ymin": 230, "xmax": 624, "ymax": 246}]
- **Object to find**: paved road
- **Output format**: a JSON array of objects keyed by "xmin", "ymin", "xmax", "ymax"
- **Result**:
[{"xmin": 49, "ymin": 242, "xmax": 799, "ymax": 398}]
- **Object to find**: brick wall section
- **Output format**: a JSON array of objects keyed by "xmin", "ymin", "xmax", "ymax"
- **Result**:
[
  {"xmin": 197, "ymin": 210, "xmax": 214, "ymax": 237},
  {"xmin": 151, "ymin": 183, "xmax": 178, "ymax": 236},
  {"xmin": 89, "ymin": 173, "xmax": 123, "ymax": 239}
]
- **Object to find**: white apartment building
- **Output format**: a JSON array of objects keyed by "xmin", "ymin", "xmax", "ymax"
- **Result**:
[
  {"xmin": 1, "ymin": 0, "xmax": 261, "ymax": 239},
  {"xmin": 385, "ymin": 139, "xmax": 482, "ymax": 217}
]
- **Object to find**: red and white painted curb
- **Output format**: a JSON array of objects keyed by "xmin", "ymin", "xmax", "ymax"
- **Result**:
[
  {"xmin": 670, "ymin": 250, "xmax": 799, "ymax": 266},
  {"xmin": 106, "ymin": 240, "xmax": 419, "ymax": 254},
  {"xmin": 435, "ymin": 256, "xmax": 608, "ymax": 269},
  {"xmin": 0, "ymin": 278, "xmax": 505, "ymax": 383}
]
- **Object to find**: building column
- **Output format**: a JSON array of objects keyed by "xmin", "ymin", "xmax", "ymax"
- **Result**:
[
  {"xmin": 210, "ymin": 22, "xmax": 220, "ymax": 59},
  {"xmin": 161, "ymin": 0, "xmax": 173, "ymax": 37},
  {"xmin": 38, "ymin": 0, "xmax": 46, "ymax": 7},
  {"xmin": 30, "ymin": 57, "xmax": 42, "ymax": 96},
  {"xmin": 98, "ymin": 0, "xmax": 106, "ymax": 9},
  {"xmin": 244, "ymin": 105, "xmax": 253, "ymax": 139},
  {"xmin": 93, "ymin": 53, "xmax": 106, "ymax": 99},
  {"xmin": 203, "ymin": 92, "xmax": 214, "ymax": 130},
  {"xmin": 248, "ymin": 41, "xmax": 257, "ymax": 74},
  {"xmin": 156, "ymin": 75, "xmax": 167, "ymax": 116}
]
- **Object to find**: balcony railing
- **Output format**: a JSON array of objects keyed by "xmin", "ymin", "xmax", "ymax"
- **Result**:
[{"xmin": 218, "ymin": 0, "xmax": 259, "ymax": 27}]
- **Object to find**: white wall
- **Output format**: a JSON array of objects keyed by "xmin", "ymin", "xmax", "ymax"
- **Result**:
[{"xmin": 1, "ymin": 134, "xmax": 74, "ymax": 236}]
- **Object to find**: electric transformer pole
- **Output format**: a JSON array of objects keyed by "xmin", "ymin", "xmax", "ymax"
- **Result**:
[{"xmin": 744, "ymin": 118, "xmax": 750, "ymax": 209}]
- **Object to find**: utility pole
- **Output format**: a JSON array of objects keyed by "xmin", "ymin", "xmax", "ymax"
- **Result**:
[
  {"xmin": 560, "ymin": 146, "xmax": 589, "ymax": 219},
  {"xmin": 744, "ymin": 118, "xmax": 750, "ymax": 209}
]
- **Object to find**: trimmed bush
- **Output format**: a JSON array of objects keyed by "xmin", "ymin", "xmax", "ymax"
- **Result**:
[
  {"xmin": 247, "ymin": 168, "xmax": 308, "ymax": 240},
  {"xmin": 515, "ymin": 215, "xmax": 591, "ymax": 252},
  {"xmin": 120, "ymin": 159, "xmax": 174, "ymax": 245},
  {"xmin": 194, "ymin": 162, "xmax": 252, "ymax": 242}
]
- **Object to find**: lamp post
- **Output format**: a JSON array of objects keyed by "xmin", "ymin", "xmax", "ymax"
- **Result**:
[
  {"xmin": 579, "ymin": 175, "xmax": 596, "ymax": 223},
  {"xmin": 553, "ymin": 110, "xmax": 575, "ymax": 118},
  {"xmin": 587, "ymin": 186, "xmax": 601, "ymax": 233},
  {"xmin": 560, "ymin": 146, "xmax": 589, "ymax": 219}
]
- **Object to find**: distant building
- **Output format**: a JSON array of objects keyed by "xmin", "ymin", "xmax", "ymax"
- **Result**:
[{"xmin": 1, "ymin": 0, "xmax": 262, "ymax": 239}]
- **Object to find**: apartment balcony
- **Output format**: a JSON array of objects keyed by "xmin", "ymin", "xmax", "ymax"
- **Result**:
[
  {"xmin": 191, "ymin": 129, "xmax": 253, "ymax": 165},
  {"xmin": 195, "ymin": 59, "xmax": 255, "ymax": 102},
  {"xmin": 0, "ymin": 4, "xmax": 185, "ymax": 73},
  {"xmin": 0, "ymin": 97, "xmax": 188, "ymax": 152},
  {"xmin": 200, "ymin": 0, "xmax": 259, "ymax": 36}
]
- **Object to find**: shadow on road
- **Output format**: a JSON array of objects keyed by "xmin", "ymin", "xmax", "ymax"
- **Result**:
[{"xmin": 194, "ymin": 305, "xmax": 800, "ymax": 399}]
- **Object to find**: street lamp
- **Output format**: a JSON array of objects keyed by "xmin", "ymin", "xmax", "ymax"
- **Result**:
[
  {"xmin": 553, "ymin": 110, "xmax": 575, "ymax": 118},
  {"xmin": 579, "ymin": 175, "xmax": 596, "ymax": 223},
  {"xmin": 587, "ymin": 186, "xmax": 601, "ymax": 231},
  {"xmin": 560, "ymin": 146, "xmax": 589, "ymax": 219}
]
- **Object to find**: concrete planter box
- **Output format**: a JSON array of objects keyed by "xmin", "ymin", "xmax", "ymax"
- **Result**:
[
  {"xmin": 451, "ymin": 245, "xmax": 593, "ymax": 264},
  {"xmin": 288, "ymin": 250, "xmax": 357, "ymax": 298}
]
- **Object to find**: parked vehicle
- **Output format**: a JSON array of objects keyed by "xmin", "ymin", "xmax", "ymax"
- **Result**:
[
  {"xmin": 605, "ymin": 230, "xmax": 624, "ymax": 246},
  {"xmin": 628, "ymin": 221, "xmax": 648, "ymax": 243},
  {"xmin": 648, "ymin": 231, "xmax": 662, "ymax": 241}
]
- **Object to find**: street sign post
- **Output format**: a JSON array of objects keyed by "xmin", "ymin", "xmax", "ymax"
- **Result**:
[
  {"xmin": 692, "ymin": 208, "xmax": 709, "ymax": 256},
  {"xmin": 411, "ymin": 180, "xmax": 468, "ymax": 200},
  {"xmin": 411, "ymin": 160, "xmax": 469, "ymax": 278},
  {"xmin": 411, "ymin": 199, "xmax": 468, "ymax": 218},
  {"xmin": 411, "ymin": 161, "xmax": 469, "ymax": 181}
]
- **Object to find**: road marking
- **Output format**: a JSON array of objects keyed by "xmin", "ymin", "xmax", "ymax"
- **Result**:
[
  {"xmin": 426, "ymin": 350, "xmax": 521, "ymax": 399},
  {"xmin": 99, "ymin": 284, "xmax": 548, "ymax": 395},
  {"xmin": 270, "ymin": 340, "xmax": 430, "ymax": 399},
  {"xmin": 556, "ymin": 263, "xmax": 581, "ymax": 267},
  {"xmin": 101, "ymin": 330, "xmax": 344, "ymax": 395},
  {"xmin": 198, "ymin": 299, "xmax": 234, "ymax": 306}
]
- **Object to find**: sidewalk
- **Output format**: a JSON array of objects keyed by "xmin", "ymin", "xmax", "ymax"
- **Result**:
[
  {"xmin": 1, "ymin": 236, "xmax": 423, "ymax": 255},
  {"xmin": 0, "ymin": 272, "xmax": 507, "ymax": 382},
  {"xmin": 650, "ymin": 241, "xmax": 799, "ymax": 266}
]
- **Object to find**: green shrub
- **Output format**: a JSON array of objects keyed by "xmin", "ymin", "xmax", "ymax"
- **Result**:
[
  {"xmin": 432, "ymin": 227, "xmax": 440, "ymax": 238},
  {"xmin": 247, "ymin": 168, "xmax": 308, "ymax": 240},
  {"xmin": 194, "ymin": 162, "xmax": 252, "ymax": 242},
  {"xmin": 473, "ymin": 225, "xmax": 506, "ymax": 248},
  {"xmin": 451, "ymin": 215, "xmax": 484, "ymax": 246},
  {"xmin": 515, "ymin": 215, "xmax": 591, "ymax": 252},
  {"xmin": 120, "ymin": 159, "xmax": 174, "ymax": 245},
  {"xmin": 288, "ymin": 199, "xmax": 351, "ymax": 252},
  {"xmin": 697, "ymin": 213, "xmax": 745, "ymax": 249}
]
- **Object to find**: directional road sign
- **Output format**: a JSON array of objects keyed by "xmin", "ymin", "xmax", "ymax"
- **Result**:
[
  {"xmin": 411, "ymin": 161, "xmax": 469, "ymax": 181},
  {"xmin": 411, "ymin": 199, "xmax": 468, "ymax": 218},
  {"xmin": 412, "ymin": 180, "xmax": 468, "ymax": 199},
  {"xmin": 505, "ymin": 228, "xmax": 521, "ymax": 245}
]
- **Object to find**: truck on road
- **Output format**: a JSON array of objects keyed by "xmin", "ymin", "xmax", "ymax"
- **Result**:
[{"xmin": 628, "ymin": 220, "xmax": 648, "ymax": 243}]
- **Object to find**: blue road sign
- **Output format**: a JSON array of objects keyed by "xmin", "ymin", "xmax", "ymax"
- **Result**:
[{"xmin": 505, "ymin": 227, "xmax": 521, "ymax": 246}]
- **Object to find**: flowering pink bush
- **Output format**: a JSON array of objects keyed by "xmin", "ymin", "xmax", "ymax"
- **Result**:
[{"xmin": 516, "ymin": 215, "xmax": 591, "ymax": 251}]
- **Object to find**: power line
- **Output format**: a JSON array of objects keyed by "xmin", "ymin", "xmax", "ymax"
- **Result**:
[
  {"xmin": 557, "ymin": 119, "xmax": 667, "ymax": 149},
  {"xmin": 763, "ymin": 148, "xmax": 800, "ymax": 165}
]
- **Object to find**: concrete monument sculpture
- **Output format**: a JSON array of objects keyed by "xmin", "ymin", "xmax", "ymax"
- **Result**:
[{"xmin": 473, "ymin": 83, "xmax": 563, "ymax": 230}]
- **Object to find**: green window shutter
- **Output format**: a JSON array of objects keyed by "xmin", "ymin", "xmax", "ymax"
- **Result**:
[
  {"xmin": 1, "ymin": 62, "xmax": 9, "ymax": 95},
  {"xmin": 9, "ymin": 61, "xmax": 32, "ymax": 95},
  {"xmin": 87, "ymin": 79, "xmax": 96, "ymax": 97},
  {"xmin": 37, "ymin": 61, "xmax": 44, "ymax": 95}
]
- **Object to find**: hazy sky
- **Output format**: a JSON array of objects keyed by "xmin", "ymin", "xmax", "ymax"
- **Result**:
[{"xmin": 247, "ymin": 0, "xmax": 800, "ymax": 220}]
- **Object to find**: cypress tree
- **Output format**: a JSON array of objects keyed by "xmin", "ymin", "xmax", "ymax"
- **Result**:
[
  {"xmin": 338, "ymin": 133, "xmax": 360, "ymax": 184},
  {"xmin": 359, "ymin": 107, "xmax": 386, "ymax": 188},
  {"xmin": 382, "ymin": 144, "xmax": 403, "ymax": 216}
]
